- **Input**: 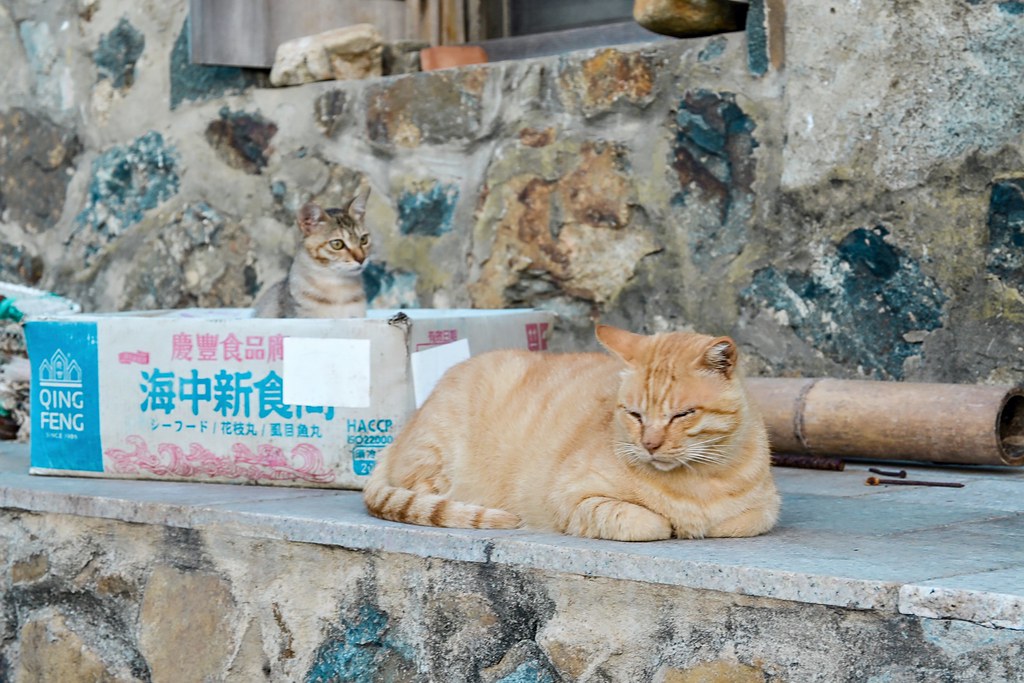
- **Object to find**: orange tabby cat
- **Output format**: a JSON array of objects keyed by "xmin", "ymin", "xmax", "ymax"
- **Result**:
[{"xmin": 363, "ymin": 325, "xmax": 780, "ymax": 541}]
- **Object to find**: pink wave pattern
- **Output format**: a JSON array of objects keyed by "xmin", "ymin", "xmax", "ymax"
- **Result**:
[{"xmin": 105, "ymin": 435, "xmax": 337, "ymax": 484}]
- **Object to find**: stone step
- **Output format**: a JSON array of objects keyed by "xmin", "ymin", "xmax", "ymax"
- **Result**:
[{"xmin": 3, "ymin": 442, "xmax": 1024, "ymax": 680}]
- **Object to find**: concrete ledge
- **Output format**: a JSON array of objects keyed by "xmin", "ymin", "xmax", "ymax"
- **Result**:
[{"xmin": 4, "ymin": 444, "xmax": 1024, "ymax": 630}]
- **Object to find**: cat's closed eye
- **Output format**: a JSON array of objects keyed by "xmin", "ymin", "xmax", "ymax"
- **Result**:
[
  {"xmin": 671, "ymin": 408, "xmax": 697, "ymax": 421},
  {"xmin": 622, "ymin": 407, "xmax": 643, "ymax": 423},
  {"xmin": 329, "ymin": 239, "xmax": 345, "ymax": 250}
]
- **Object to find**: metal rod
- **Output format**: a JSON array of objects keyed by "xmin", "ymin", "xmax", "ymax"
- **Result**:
[
  {"xmin": 770, "ymin": 453, "xmax": 845, "ymax": 471},
  {"xmin": 868, "ymin": 467, "xmax": 907, "ymax": 478},
  {"xmin": 865, "ymin": 477, "xmax": 964, "ymax": 488}
]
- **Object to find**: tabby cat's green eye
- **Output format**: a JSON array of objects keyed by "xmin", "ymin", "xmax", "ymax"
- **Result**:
[
  {"xmin": 329, "ymin": 239, "xmax": 345, "ymax": 250},
  {"xmin": 360, "ymin": 235, "xmax": 369, "ymax": 245}
]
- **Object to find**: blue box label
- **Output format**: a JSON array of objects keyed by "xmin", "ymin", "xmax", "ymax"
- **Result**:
[
  {"xmin": 26, "ymin": 321, "xmax": 103, "ymax": 472},
  {"xmin": 346, "ymin": 418, "xmax": 395, "ymax": 475}
]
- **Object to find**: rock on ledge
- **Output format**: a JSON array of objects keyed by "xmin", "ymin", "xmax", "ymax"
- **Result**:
[
  {"xmin": 633, "ymin": 0, "xmax": 748, "ymax": 37},
  {"xmin": 270, "ymin": 24, "xmax": 383, "ymax": 87}
]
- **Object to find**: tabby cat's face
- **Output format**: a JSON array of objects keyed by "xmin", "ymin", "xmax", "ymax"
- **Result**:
[
  {"xmin": 297, "ymin": 193, "xmax": 371, "ymax": 273},
  {"xmin": 598, "ymin": 327, "xmax": 743, "ymax": 472}
]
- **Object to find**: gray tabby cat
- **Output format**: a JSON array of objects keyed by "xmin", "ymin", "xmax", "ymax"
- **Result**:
[{"xmin": 253, "ymin": 189, "xmax": 371, "ymax": 318}]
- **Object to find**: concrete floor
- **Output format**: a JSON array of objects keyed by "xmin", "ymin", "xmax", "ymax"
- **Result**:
[{"xmin": 2, "ymin": 442, "xmax": 1023, "ymax": 631}]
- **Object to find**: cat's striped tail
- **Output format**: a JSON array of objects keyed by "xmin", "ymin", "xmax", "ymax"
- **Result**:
[{"xmin": 362, "ymin": 477, "xmax": 521, "ymax": 530}]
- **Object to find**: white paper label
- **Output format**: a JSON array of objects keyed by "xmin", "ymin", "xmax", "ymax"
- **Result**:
[
  {"xmin": 411, "ymin": 338, "xmax": 471, "ymax": 408},
  {"xmin": 282, "ymin": 338, "xmax": 371, "ymax": 407}
]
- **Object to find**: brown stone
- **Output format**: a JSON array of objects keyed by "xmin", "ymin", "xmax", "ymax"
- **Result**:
[
  {"xmin": 0, "ymin": 108, "xmax": 80, "ymax": 233},
  {"xmin": 561, "ymin": 143, "xmax": 634, "ymax": 229},
  {"xmin": 520, "ymin": 127, "xmax": 556, "ymax": 148},
  {"xmin": 470, "ymin": 141, "xmax": 659, "ymax": 308},
  {"xmin": 96, "ymin": 573, "xmax": 134, "ymax": 597},
  {"xmin": 633, "ymin": 0, "xmax": 748, "ymax": 38},
  {"xmin": 662, "ymin": 660, "xmax": 767, "ymax": 683},
  {"xmin": 139, "ymin": 565, "xmax": 236, "ymax": 683},
  {"xmin": 17, "ymin": 614, "xmax": 127, "ymax": 683},
  {"xmin": 544, "ymin": 641, "xmax": 592, "ymax": 680},
  {"xmin": 205, "ymin": 108, "xmax": 278, "ymax": 175},
  {"xmin": 559, "ymin": 49, "xmax": 658, "ymax": 117},
  {"xmin": 314, "ymin": 90, "xmax": 348, "ymax": 137},
  {"xmin": 11, "ymin": 553, "xmax": 48, "ymax": 583},
  {"xmin": 366, "ymin": 69, "xmax": 487, "ymax": 148}
]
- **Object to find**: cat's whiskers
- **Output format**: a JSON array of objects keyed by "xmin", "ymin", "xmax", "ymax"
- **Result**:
[
  {"xmin": 673, "ymin": 459, "xmax": 696, "ymax": 473},
  {"xmin": 666, "ymin": 435, "xmax": 733, "ymax": 467},
  {"xmin": 685, "ymin": 452, "xmax": 730, "ymax": 466},
  {"xmin": 688, "ymin": 435, "xmax": 728, "ymax": 448},
  {"xmin": 685, "ymin": 443, "xmax": 729, "ymax": 459},
  {"xmin": 615, "ymin": 433, "xmax": 734, "ymax": 470},
  {"xmin": 613, "ymin": 440, "xmax": 647, "ymax": 466}
]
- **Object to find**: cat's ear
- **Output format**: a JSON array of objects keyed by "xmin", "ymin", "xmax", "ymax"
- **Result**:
[
  {"xmin": 595, "ymin": 324, "xmax": 645, "ymax": 366},
  {"xmin": 344, "ymin": 187, "xmax": 371, "ymax": 220},
  {"xmin": 297, "ymin": 202, "xmax": 327, "ymax": 235},
  {"xmin": 701, "ymin": 337, "xmax": 737, "ymax": 378}
]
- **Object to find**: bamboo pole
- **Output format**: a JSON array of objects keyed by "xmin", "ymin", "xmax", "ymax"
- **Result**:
[{"xmin": 744, "ymin": 378, "xmax": 1024, "ymax": 467}]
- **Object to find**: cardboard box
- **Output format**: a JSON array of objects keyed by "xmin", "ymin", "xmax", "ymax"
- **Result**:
[{"xmin": 25, "ymin": 308, "xmax": 554, "ymax": 488}]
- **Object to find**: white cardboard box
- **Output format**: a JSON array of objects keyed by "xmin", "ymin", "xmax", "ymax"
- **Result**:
[{"xmin": 25, "ymin": 308, "xmax": 554, "ymax": 489}]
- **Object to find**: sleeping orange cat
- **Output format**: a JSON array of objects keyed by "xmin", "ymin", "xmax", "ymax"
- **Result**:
[{"xmin": 363, "ymin": 324, "xmax": 780, "ymax": 541}]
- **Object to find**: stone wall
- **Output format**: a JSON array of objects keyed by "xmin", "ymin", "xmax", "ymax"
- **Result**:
[
  {"xmin": 1, "ymin": 0, "xmax": 1023, "ymax": 383},
  {"xmin": 5, "ymin": 508, "xmax": 1024, "ymax": 683}
]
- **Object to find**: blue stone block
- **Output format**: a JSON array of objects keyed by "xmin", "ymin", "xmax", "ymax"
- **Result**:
[
  {"xmin": 73, "ymin": 131, "xmax": 180, "ymax": 254},
  {"xmin": 397, "ymin": 183, "xmax": 459, "ymax": 236},
  {"xmin": 362, "ymin": 262, "xmax": 419, "ymax": 308},
  {"xmin": 496, "ymin": 660, "xmax": 558, "ymax": 683},
  {"xmin": 671, "ymin": 91, "xmax": 758, "ymax": 265},
  {"xmin": 305, "ymin": 604, "xmax": 413, "ymax": 683},
  {"xmin": 169, "ymin": 17, "xmax": 263, "ymax": 110},
  {"xmin": 986, "ymin": 178, "xmax": 1024, "ymax": 292},
  {"xmin": 746, "ymin": 0, "xmax": 768, "ymax": 76},
  {"xmin": 743, "ymin": 226, "xmax": 947, "ymax": 379},
  {"xmin": 95, "ymin": 17, "xmax": 145, "ymax": 88},
  {"xmin": 698, "ymin": 37, "xmax": 728, "ymax": 63},
  {"xmin": 672, "ymin": 91, "xmax": 758, "ymax": 208}
]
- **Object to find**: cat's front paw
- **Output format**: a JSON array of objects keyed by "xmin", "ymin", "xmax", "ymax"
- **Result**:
[
  {"xmin": 706, "ymin": 503, "xmax": 779, "ymax": 538},
  {"xmin": 566, "ymin": 496, "xmax": 672, "ymax": 542}
]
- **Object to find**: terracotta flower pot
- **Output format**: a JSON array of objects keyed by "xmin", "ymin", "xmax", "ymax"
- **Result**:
[{"xmin": 419, "ymin": 45, "xmax": 488, "ymax": 71}]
